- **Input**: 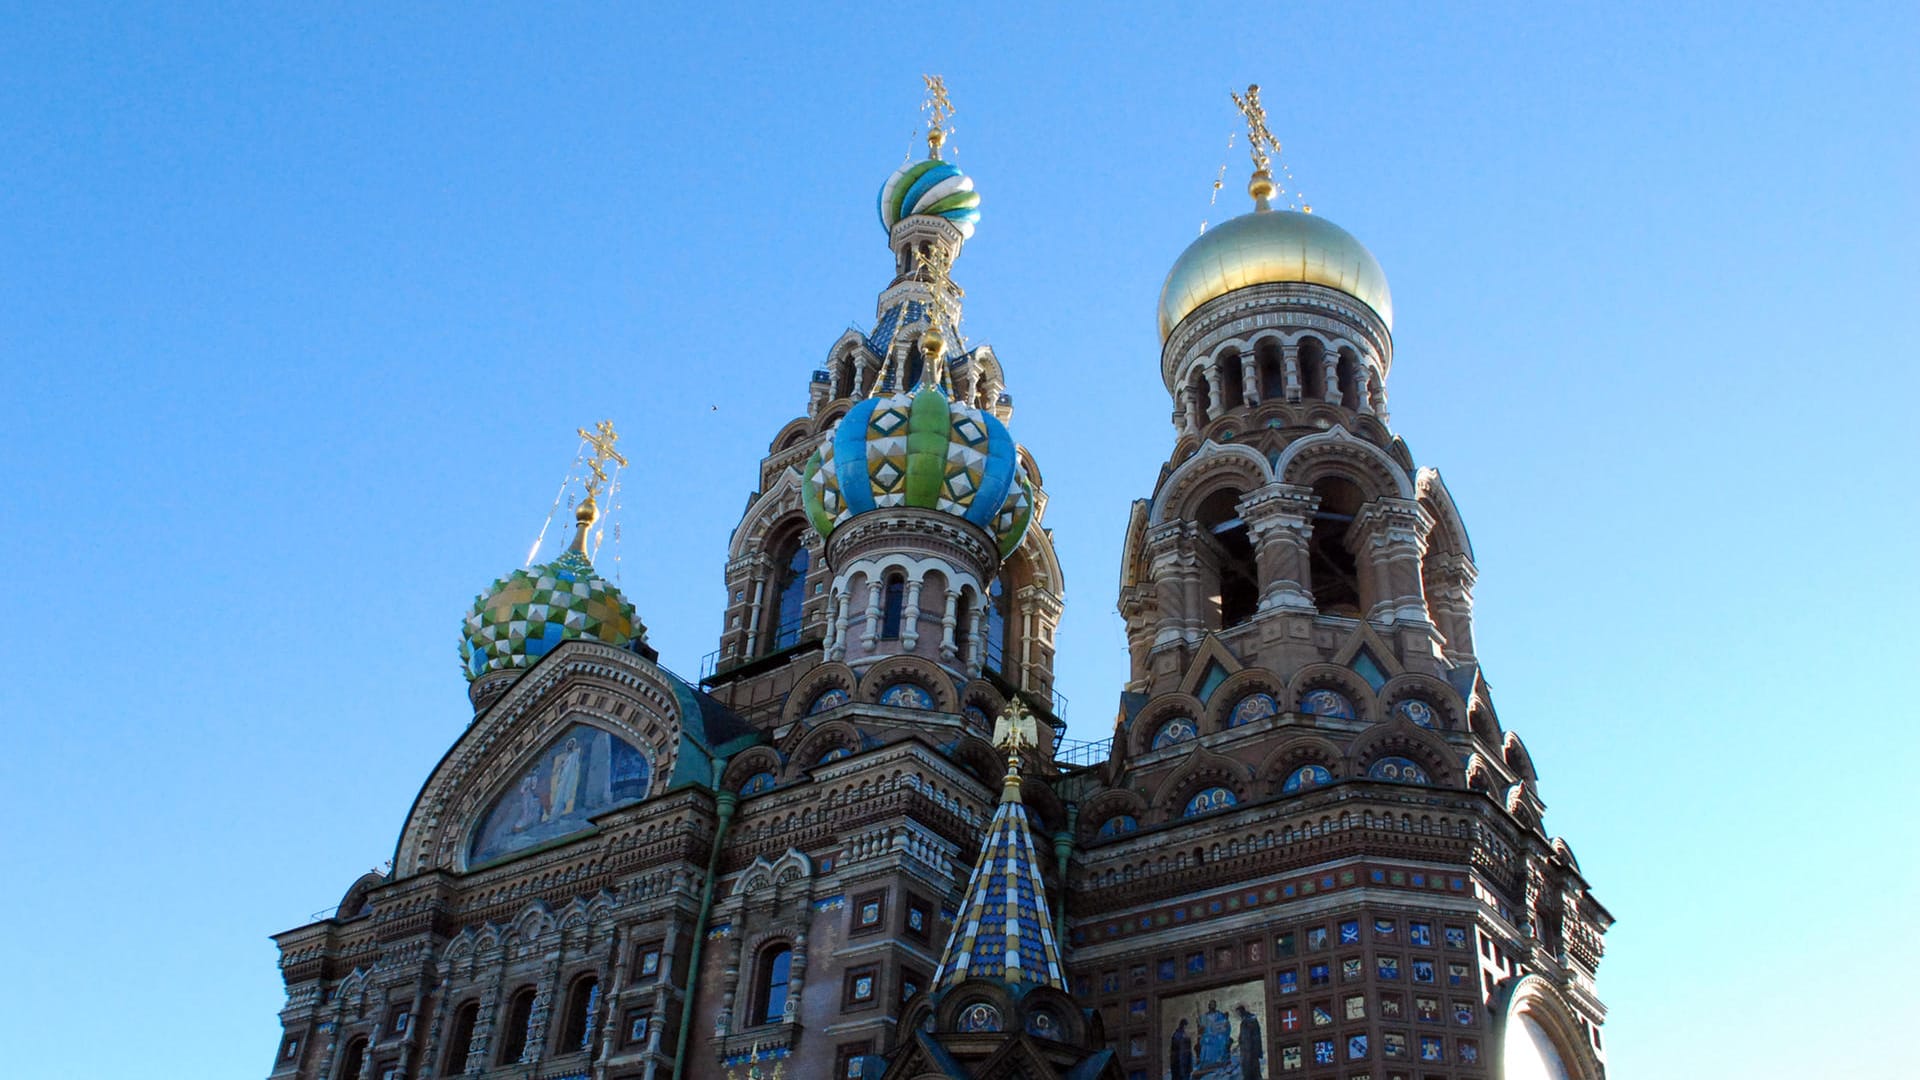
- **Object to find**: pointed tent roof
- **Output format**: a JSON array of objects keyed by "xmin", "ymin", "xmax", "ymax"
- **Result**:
[{"xmin": 932, "ymin": 734, "xmax": 1066, "ymax": 990}]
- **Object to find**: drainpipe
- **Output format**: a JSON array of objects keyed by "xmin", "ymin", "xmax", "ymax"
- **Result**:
[
  {"xmin": 672, "ymin": 787, "xmax": 738, "ymax": 1080},
  {"xmin": 1052, "ymin": 803, "xmax": 1078, "ymax": 945}
]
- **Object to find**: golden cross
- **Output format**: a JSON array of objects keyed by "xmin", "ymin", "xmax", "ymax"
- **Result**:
[
  {"xmin": 1230, "ymin": 83, "xmax": 1280, "ymax": 176},
  {"xmin": 921, "ymin": 243, "xmax": 957, "ymax": 330},
  {"xmin": 575, "ymin": 420, "xmax": 628, "ymax": 502},
  {"xmin": 922, "ymin": 74, "xmax": 955, "ymax": 159}
]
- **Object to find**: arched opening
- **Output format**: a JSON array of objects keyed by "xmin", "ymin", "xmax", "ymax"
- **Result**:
[
  {"xmin": 903, "ymin": 348, "xmax": 925, "ymax": 391},
  {"xmin": 1186, "ymin": 369, "xmax": 1211, "ymax": 426},
  {"xmin": 560, "ymin": 974, "xmax": 600, "ymax": 1053},
  {"xmin": 498, "ymin": 986, "xmax": 538, "ymax": 1064},
  {"xmin": 954, "ymin": 588, "xmax": 973, "ymax": 653},
  {"xmin": 879, "ymin": 574, "xmax": 906, "ymax": 640},
  {"xmin": 835, "ymin": 353, "xmax": 856, "ymax": 398},
  {"xmin": 443, "ymin": 1002, "xmax": 479, "ymax": 1073},
  {"xmin": 755, "ymin": 944, "xmax": 794, "ymax": 1025},
  {"xmin": 984, "ymin": 576, "xmax": 1009, "ymax": 674},
  {"xmin": 1308, "ymin": 477, "xmax": 1365, "ymax": 616},
  {"xmin": 766, "ymin": 535, "xmax": 810, "ymax": 653},
  {"xmin": 1299, "ymin": 339, "xmax": 1327, "ymax": 400},
  {"xmin": 1195, "ymin": 488, "xmax": 1258, "ymax": 630},
  {"xmin": 336, "ymin": 1037, "xmax": 367, "ymax": 1080},
  {"xmin": 1335, "ymin": 351, "xmax": 1360, "ymax": 407},
  {"xmin": 1217, "ymin": 350, "xmax": 1245, "ymax": 411},
  {"xmin": 1256, "ymin": 339, "xmax": 1288, "ymax": 402}
]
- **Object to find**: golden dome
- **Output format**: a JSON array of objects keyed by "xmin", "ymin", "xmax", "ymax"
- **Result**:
[{"xmin": 1158, "ymin": 209, "xmax": 1392, "ymax": 340}]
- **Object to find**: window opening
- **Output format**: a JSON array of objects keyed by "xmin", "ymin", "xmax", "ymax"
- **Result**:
[
  {"xmin": 1196, "ymin": 489, "xmax": 1258, "ymax": 629},
  {"xmin": 768, "ymin": 539, "xmax": 809, "ymax": 653},
  {"xmin": 880, "ymin": 576, "xmax": 906, "ymax": 640},
  {"xmin": 561, "ymin": 975, "xmax": 600, "ymax": 1053},
  {"xmin": 984, "ymin": 577, "xmax": 1008, "ymax": 673},
  {"xmin": 758, "ymin": 945, "xmax": 794, "ymax": 1025},
  {"xmin": 499, "ymin": 987, "xmax": 537, "ymax": 1064},
  {"xmin": 1308, "ymin": 477, "xmax": 1364, "ymax": 616},
  {"xmin": 443, "ymin": 1003, "xmax": 479, "ymax": 1074}
]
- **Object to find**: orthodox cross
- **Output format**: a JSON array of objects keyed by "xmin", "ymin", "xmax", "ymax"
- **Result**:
[
  {"xmin": 1230, "ymin": 83, "xmax": 1280, "ymax": 175},
  {"xmin": 922, "ymin": 74, "xmax": 955, "ymax": 159},
  {"xmin": 575, "ymin": 420, "xmax": 628, "ymax": 504}
]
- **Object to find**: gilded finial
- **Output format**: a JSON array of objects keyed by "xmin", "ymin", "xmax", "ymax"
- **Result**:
[
  {"xmin": 570, "ymin": 420, "xmax": 628, "ymax": 553},
  {"xmin": 990, "ymin": 697, "xmax": 1039, "ymax": 799},
  {"xmin": 918, "ymin": 243, "xmax": 959, "ymax": 384},
  {"xmin": 922, "ymin": 74, "xmax": 955, "ymax": 160},
  {"xmin": 1230, "ymin": 83, "xmax": 1282, "ymax": 211}
]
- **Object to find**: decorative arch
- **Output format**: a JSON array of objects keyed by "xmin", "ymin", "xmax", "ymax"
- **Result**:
[
  {"xmin": 1503, "ymin": 731, "xmax": 1539, "ymax": 784},
  {"xmin": 1289, "ymin": 663, "xmax": 1377, "ymax": 721},
  {"xmin": 780, "ymin": 662, "xmax": 858, "ymax": 725},
  {"xmin": 957, "ymin": 681, "xmax": 1007, "ymax": 733},
  {"xmin": 1080, "ymin": 788, "xmax": 1150, "ymax": 842},
  {"xmin": 727, "ymin": 469, "xmax": 812, "ymax": 563},
  {"xmin": 1205, "ymin": 668, "xmax": 1285, "ymax": 732},
  {"xmin": 1152, "ymin": 748, "xmax": 1252, "ymax": 822},
  {"xmin": 856, "ymin": 654, "xmax": 959, "ymax": 712},
  {"xmin": 1377, "ymin": 673, "xmax": 1466, "ymax": 731},
  {"xmin": 1271, "ymin": 424, "xmax": 1415, "ymax": 501},
  {"xmin": 1415, "ymin": 467, "xmax": 1476, "ymax": 561},
  {"xmin": 1349, "ymin": 723, "xmax": 1459, "ymax": 786},
  {"xmin": 1497, "ymin": 974, "xmax": 1607, "ymax": 1080},
  {"xmin": 1464, "ymin": 753, "xmax": 1499, "ymax": 795},
  {"xmin": 721, "ymin": 746, "xmax": 785, "ymax": 793},
  {"xmin": 811, "ymin": 397, "xmax": 853, "ymax": 435},
  {"xmin": 787, "ymin": 719, "xmax": 863, "ymax": 773},
  {"xmin": 1147, "ymin": 441, "xmax": 1273, "ymax": 527},
  {"xmin": 1255, "ymin": 735, "xmax": 1345, "ymax": 795},
  {"xmin": 1130, "ymin": 693, "xmax": 1208, "ymax": 757},
  {"xmin": 947, "ymin": 734, "xmax": 1007, "ymax": 792}
]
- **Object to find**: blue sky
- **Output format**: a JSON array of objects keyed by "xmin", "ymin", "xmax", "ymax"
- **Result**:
[{"xmin": 3, "ymin": 4, "xmax": 1914, "ymax": 1077}]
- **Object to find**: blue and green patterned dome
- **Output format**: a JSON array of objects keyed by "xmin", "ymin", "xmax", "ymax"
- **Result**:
[
  {"xmin": 878, "ymin": 158, "xmax": 981, "ymax": 239},
  {"xmin": 461, "ymin": 548, "xmax": 642, "ymax": 681},
  {"xmin": 802, "ymin": 386, "xmax": 1032, "ymax": 557}
]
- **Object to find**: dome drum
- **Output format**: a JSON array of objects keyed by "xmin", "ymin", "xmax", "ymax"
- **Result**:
[{"xmin": 1159, "ymin": 282, "xmax": 1394, "ymax": 396}]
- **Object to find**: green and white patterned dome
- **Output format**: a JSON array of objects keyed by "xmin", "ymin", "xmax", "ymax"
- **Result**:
[
  {"xmin": 460, "ymin": 545, "xmax": 643, "ymax": 681},
  {"xmin": 802, "ymin": 384, "xmax": 1033, "ymax": 558}
]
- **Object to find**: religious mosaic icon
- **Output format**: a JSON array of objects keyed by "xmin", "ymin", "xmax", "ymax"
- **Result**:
[{"xmin": 469, "ymin": 723, "xmax": 651, "ymax": 866}]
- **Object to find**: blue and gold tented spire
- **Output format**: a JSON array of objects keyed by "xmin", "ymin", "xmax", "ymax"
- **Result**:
[{"xmin": 932, "ymin": 701, "xmax": 1066, "ymax": 990}]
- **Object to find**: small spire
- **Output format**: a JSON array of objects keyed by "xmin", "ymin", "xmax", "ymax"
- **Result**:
[
  {"xmin": 1230, "ymin": 83, "xmax": 1282, "ymax": 212},
  {"xmin": 569, "ymin": 420, "xmax": 627, "ymax": 556},
  {"xmin": 922, "ymin": 74, "xmax": 955, "ymax": 160},
  {"xmin": 917, "ymin": 243, "xmax": 960, "ymax": 390},
  {"xmin": 933, "ymin": 699, "xmax": 1064, "ymax": 991}
]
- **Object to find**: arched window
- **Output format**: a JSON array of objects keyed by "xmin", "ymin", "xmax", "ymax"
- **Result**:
[
  {"xmin": 498, "ymin": 986, "xmax": 537, "ymax": 1064},
  {"xmin": 954, "ymin": 589, "xmax": 973, "ymax": 652},
  {"xmin": 1256, "ymin": 339, "xmax": 1288, "ymax": 402},
  {"xmin": 560, "ymin": 974, "xmax": 600, "ymax": 1053},
  {"xmin": 1299, "ymin": 339, "xmax": 1327, "ymax": 400},
  {"xmin": 880, "ymin": 575, "xmax": 906, "ymax": 639},
  {"xmin": 755, "ymin": 944, "xmax": 794, "ymax": 1025},
  {"xmin": 1308, "ymin": 477, "xmax": 1365, "ymax": 616},
  {"xmin": 767, "ymin": 538, "xmax": 810, "ymax": 653},
  {"xmin": 336, "ymin": 1037, "xmax": 367, "ymax": 1080},
  {"xmin": 1186, "ymin": 369, "xmax": 1211, "ymax": 425},
  {"xmin": 1336, "ymin": 352, "xmax": 1360, "ymax": 406},
  {"xmin": 836, "ymin": 353, "xmax": 856, "ymax": 398},
  {"xmin": 984, "ymin": 577, "xmax": 1008, "ymax": 673},
  {"xmin": 1218, "ymin": 350, "xmax": 1246, "ymax": 410},
  {"xmin": 443, "ymin": 1001, "xmax": 479, "ymax": 1074},
  {"xmin": 1196, "ymin": 489, "xmax": 1258, "ymax": 629}
]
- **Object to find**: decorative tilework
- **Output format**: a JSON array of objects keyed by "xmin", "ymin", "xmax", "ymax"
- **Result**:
[
  {"xmin": 461, "ymin": 549, "xmax": 641, "ymax": 680},
  {"xmin": 1367, "ymin": 756, "xmax": 1431, "ymax": 784},
  {"xmin": 1151, "ymin": 716, "xmax": 1198, "ymax": 749},
  {"xmin": 1229, "ymin": 692, "xmax": 1278, "ymax": 727},
  {"xmin": 879, "ymin": 682, "xmax": 934, "ymax": 709},
  {"xmin": 1394, "ymin": 698, "xmax": 1439, "ymax": 729},
  {"xmin": 931, "ymin": 775, "xmax": 1065, "ymax": 990},
  {"xmin": 1182, "ymin": 787, "xmax": 1238, "ymax": 816},
  {"xmin": 808, "ymin": 688, "xmax": 850, "ymax": 714},
  {"xmin": 1299, "ymin": 688, "xmax": 1356, "ymax": 718},
  {"xmin": 1282, "ymin": 764, "xmax": 1333, "ymax": 793}
]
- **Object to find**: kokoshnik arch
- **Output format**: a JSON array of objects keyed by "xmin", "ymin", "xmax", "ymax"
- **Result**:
[{"xmin": 267, "ymin": 79, "xmax": 1612, "ymax": 1080}]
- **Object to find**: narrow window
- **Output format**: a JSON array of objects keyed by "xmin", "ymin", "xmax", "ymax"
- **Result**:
[
  {"xmin": 1218, "ymin": 350, "xmax": 1245, "ymax": 410},
  {"xmin": 1308, "ymin": 477, "xmax": 1364, "ymax": 616},
  {"xmin": 768, "ymin": 539, "xmax": 809, "ymax": 653},
  {"xmin": 953, "ymin": 589, "xmax": 973, "ymax": 652},
  {"xmin": 879, "ymin": 576, "xmax": 905, "ymax": 639},
  {"xmin": 443, "ymin": 1002, "xmax": 479, "ymax": 1074},
  {"xmin": 498, "ymin": 987, "xmax": 537, "ymax": 1064},
  {"xmin": 1256, "ymin": 340, "xmax": 1288, "ymax": 402},
  {"xmin": 758, "ymin": 945, "xmax": 794, "ymax": 1025},
  {"xmin": 1299, "ymin": 340, "xmax": 1327, "ymax": 400},
  {"xmin": 561, "ymin": 975, "xmax": 600, "ymax": 1053},
  {"xmin": 984, "ymin": 577, "xmax": 1008, "ymax": 673},
  {"xmin": 1196, "ymin": 489, "xmax": 1258, "ymax": 629},
  {"xmin": 337, "ymin": 1038, "xmax": 367, "ymax": 1080}
]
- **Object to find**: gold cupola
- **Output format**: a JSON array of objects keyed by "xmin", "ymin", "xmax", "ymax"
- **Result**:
[{"xmin": 1158, "ymin": 84, "xmax": 1394, "ymax": 341}]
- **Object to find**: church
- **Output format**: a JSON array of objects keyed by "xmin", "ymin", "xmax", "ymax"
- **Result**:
[{"xmin": 267, "ymin": 82, "xmax": 1612, "ymax": 1080}]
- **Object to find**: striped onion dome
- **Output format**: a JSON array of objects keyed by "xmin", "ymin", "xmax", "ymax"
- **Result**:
[
  {"xmin": 802, "ymin": 385, "xmax": 1033, "ymax": 558},
  {"xmin": 878, "ymin": 158, "xmax": 981, "ymax": 239}
]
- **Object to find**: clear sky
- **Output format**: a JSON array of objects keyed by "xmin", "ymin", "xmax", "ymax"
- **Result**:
[{"xmin": 3, "ymin": 4, "xmax": 1914, "ymax": 1077}]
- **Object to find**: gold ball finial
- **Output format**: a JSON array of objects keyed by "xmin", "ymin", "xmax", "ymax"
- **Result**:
[
  {"xmin": 1248, "ymin": 169, "xmax": 1277, "ymax": 211},
  {"xmin": 920, "ymin": 325, "xmax": 947, "ymax": 363}
]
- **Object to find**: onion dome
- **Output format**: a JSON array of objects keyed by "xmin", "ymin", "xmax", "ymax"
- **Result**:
[
  {"xmin": 802, "ymin": 383, "xmax": 1033, "ymax": 558},
  {"xmin": 878, "ymin": 158, "xmax": 981, "ymax": 239},
  {"xmin": 1158, "ymin": 208, "xmax": 1393, "ymax": 339},
  {"xmin": 460, "ymin": 502, "xmax": 644, "ymax": 681}
]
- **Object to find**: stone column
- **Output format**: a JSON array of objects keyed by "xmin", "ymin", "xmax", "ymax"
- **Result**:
[
  {"xmin": 1239, "ymin": 483, "xmax": 1319, "ymax": 612},
  {"xmin": 784, "ymin": 930, "xmax": 810, "ymax": 1023},
  {"xmin": 1352, "ymin": 498, "xmax": 1434, "ymax": 626},
  {"xmin": 966, "ymin": 604, "xmax": 987, "ymax": 676},
  {"xmin": 715, "ymin": 927, "xmax": 746, "ymax": 1036},
  {"xmin": 593, "ymin": 926, "xmax": 632, "ymax": 1079},
  {"xmin": 860, "ymin": 577, "xmax": 883, "ymax": 649},
  {"xmin": 939, "ymin": 587, "xmax": 960, "ymax": 661},
  {"xmin": 1282, "ymin": 345, "xmax": 1302, "ymax": 401},
  {"xmin": 901, "ymin": 578, "xmax": 924, "ymax": 649},
  {"xmin": 1146, "ymin": 521, "xmax": 1190, "ymax": 648},
  {"xmin": 1355, "ymin": 366, "xmax": 1378, "ymax": 415},
  {"xmin": 1427, "ymin": 553, "xmax": 1479, "ymax": 662},
  {"xmin": 1322, "ymin": 354, "xmax": 1343, "ymax": 406},
  {"xmin": 1243, "ymin": 355, "xmax": 1263, "ymax": 405},
  {"xmin": 1202, "ymin": 360, "xmax": 1225, "ymax": 416},
  {"xmin": 743, "ymin": 573, "xmax": 767, "ymax": 657},
  {"xmin": 831, "ymin": 588, "xmax": 853, "ymax": 660}
]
